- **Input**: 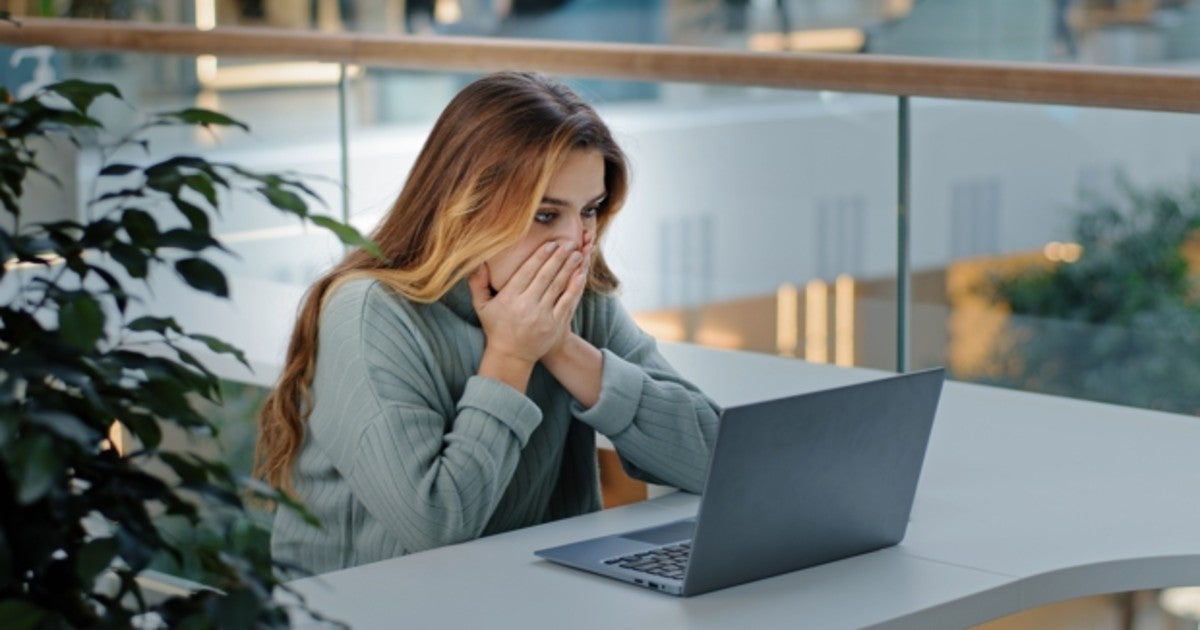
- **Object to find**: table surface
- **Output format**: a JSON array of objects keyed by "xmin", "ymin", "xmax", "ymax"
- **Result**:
[{"xmin": 283, "ymin": 342, "xmax": 1200, "ymax": 629}]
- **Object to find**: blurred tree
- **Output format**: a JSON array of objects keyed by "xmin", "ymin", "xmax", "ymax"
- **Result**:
[{"xmin": 982, "ymin": 178, "xmax": 1200, "ymax": 415}]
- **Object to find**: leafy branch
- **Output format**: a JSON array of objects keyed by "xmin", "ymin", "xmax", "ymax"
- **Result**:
[{"xmin": 0, "ymin": 79, "xmax": 363, "ymax": 627}]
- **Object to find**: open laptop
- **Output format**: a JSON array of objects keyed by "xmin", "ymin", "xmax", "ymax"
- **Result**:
[{"xmin": 535, "ymin": 367, "xmax": 945, "ymax": 597}]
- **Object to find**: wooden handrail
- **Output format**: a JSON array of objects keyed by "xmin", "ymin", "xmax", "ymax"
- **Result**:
[{"xmin": 2, "ymin": 18, "xmax": 1199, "ymax": 113}]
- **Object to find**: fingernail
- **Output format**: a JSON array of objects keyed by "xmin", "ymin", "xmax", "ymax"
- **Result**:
[
  {"xmin": 545, "ymin": 242, "xmax": 558, "ymax": 252},
  {"xmin": 570, "ymin": 252, "xmax": 582, "ymax": 262}
]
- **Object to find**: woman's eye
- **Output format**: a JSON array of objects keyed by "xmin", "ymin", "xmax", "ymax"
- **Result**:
[
  {"xmin": 582, "ymin": 206, "xmax": 600, "ymax": 219},
  {"xmin": 534, "ymin": 211, "xmax": 557, "ymax": 224}
]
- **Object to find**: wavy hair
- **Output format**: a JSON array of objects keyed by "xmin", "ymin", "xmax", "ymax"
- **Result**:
[{"xmin": 256, "ymin": 72, "xmax": 630, "ymax": 492}]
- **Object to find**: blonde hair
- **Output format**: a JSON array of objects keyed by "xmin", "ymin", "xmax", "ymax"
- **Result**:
[{"xmin": 256, "ymin": 72, "xmax": 630, "ymax": 492}]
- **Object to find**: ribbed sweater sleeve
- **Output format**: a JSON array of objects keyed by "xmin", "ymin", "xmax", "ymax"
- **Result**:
[
  {"xmin": 308, "ymin": 280, "xmax": 543, "ymax": 554},
  {"xmin": 571, "ymin": 295, "xmax": 721, "ymax": 493}
]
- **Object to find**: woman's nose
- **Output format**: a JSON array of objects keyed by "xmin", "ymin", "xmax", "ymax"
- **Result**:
[{"xmin": 554, "ymin": 216, "xmax": 586, "ymax": 249}]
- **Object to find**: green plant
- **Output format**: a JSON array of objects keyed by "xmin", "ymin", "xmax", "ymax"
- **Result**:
[
  {"xmin": 982, "ymin": 178, "xmax": 1200, "ymax": 414},
  {"xmin": 0, "ymin": 79, "xmax": 373, "ymax": 626}
]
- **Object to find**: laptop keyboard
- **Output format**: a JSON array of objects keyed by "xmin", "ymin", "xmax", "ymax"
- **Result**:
[{"xmin": 603, "ymin": 542, "xmax": 691, "ymax": 580}]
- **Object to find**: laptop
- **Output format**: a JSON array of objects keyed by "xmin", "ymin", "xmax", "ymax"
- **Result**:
[{"xmin": 535, "ymin": 367, "xmax": 945, "ymax": 597}]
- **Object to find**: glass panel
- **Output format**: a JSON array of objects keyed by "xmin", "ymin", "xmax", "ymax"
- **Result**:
[
  {"xmin": 39, "ymin": 44, "xmax": 1200, "ymax": 406},
  {"xmin": 912, "ymin": 99, "xmax": 1200, "ymax": 415}
]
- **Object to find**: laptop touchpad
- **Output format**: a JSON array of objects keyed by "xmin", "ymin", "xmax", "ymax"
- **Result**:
[{"xmin": 622, "ymin": 519, "xmax": 696, "ymax": 545}]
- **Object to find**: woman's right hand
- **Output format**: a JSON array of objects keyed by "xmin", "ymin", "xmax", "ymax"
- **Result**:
[{"xmin": 469, "ymin": 241, "xmax": 587, "ymax": 391}]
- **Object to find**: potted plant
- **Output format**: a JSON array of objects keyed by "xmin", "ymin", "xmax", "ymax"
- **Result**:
[{"xmin": 0, "ymin": 76, "xmax": 371, "ymax": 626}]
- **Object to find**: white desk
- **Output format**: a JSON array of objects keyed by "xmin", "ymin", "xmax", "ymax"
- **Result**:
[{"xmin": 283, "ymin": 343, "xmax": 1200, "ymax": 629}]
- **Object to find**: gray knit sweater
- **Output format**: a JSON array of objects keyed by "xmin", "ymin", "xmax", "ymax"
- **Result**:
[{"xmin": 270, "ymin": 278, "xmax": 721, "ymax": 575}]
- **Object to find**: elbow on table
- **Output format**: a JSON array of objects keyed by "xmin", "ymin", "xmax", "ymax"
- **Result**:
[
  {"xmin": 398, "ymin": 482, "xmax": 495, "ymax": 552},
  {"xmin": 408, "ymin": 509, "xmax": 490, "ymax": 551}
]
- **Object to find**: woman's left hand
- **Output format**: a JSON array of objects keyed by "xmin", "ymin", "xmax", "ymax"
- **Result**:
[{"xmin": 542, "ymin": 237, "xmax": 594, "ymax": 360}]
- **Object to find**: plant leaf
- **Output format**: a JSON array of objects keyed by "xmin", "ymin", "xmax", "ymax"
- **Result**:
[
  {"xmin": 183, "ymin": 172, "xmax": 218, "ymax": 208},
  {"xmin": 210, "ymin": 587, "xmax": 261, "ymax": 628},
  {"xmin": 128, "ymin": 315, "xmax": 183, "ymax": 335},
  {"xmin": 145, "ymin": 169, "xmax": 182, "ymax": 196},
  {"xmin": 87, "ymin": 264, "xmax": 129, "ymax": 314},
  {"xmin": 42, "ymin": 109, "xmax": 103, "ymax": 129},
  {"xmin": 174, "ymin": 257, "xmax": 228, "ymax": 297},
  {"xmin": 0, "ymin": 230, "xmax": 12, "ymax": 278},
  {"xmin": 81, "ymin": 218, "xmax": 120, "ymax": 248},
  {"xmin": 157, "ymin": 107, "xmax": 249, "ymax": 132},
  {"xmin": 120, "ymin": 208, "xmax": 159, "ymax": 246},
  {"xmin": 76, "ymin": 537, "xmax": 119, "ymax": 585},
  {"xmin": 59, "ymin": 293, "xmax": 105, "ymax": 352},
  {"xmin": 43, "ymin": 79, "xmax": 121, "ymax": 114},
  {"xmin": 99, "ymin": 163, "xmax": 140, "ymax": 177},
  {"xmin": 157, "ymin": 228, "xmax": 221, "ymax": 252},
  {"xmin": 188, "ymin": 333, "xmax": 250, "ymax": 369},
  {"xmin": 159, "ymin": 452, "xmax": 208, "ymax": 485},
  {"xmin": 175, "ymin": 199, "xmax": 211, "ymax": 231},
  {"xmin": 93, "ymin": 187, "xmax": 146, "ymax": 204},
  {"xmin": 109, "ymin": 241, "xmax": 148, "ymax": 278},
  {"xmin": 25, "ymin": 410, "xmax": 101, "ymax": 449},
  {"xmin": 114, "ymin": 527, "xmax": 155, "ymax": 573},
  {"xmin": 12, "ymin": 432, "xmax": 59, "ymax": 504},
  {"xmin": 171, "ymin": 345, "xmax": 218, "ymax": 394},
  {"xmin": 309, "ymin": 215, "xmax": 382, "ymax": 258},
  {"xmin": 258, "ymin": 185, "xmax": 308, "ymax": 217}
]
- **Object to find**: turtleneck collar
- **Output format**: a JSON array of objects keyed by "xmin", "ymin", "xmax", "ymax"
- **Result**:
[{"xmin": 440, "ymin": 277, "xmax": 480, "ymax": 326}]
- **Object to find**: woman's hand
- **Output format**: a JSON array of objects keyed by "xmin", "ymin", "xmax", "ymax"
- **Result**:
[
  {"xmin": 469, "ymin": 241, "xmax": 587, "ymax": 391},
  {"xmin": 537, "ymin": 233, "xmax": 603, "ymax": 408},
  {"xmin": 542, "ymin": 234, "xmax": 594, "ymax": 359}
]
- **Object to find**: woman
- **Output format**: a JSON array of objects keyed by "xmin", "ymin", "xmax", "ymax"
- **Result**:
[{"xmin": 256, "ymin": 71, "xmax": 720, "ymax": 575}]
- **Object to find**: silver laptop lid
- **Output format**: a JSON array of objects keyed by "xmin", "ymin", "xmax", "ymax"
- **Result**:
[{"xmin": 682, "ymin": 368, "xmax": 945, "ymax": 596}]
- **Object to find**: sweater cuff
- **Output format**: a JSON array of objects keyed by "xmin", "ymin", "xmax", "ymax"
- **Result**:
[
  {"xmin": 572, "ymin": 348, "xmax": 642, "ymax": 437},
  {"xmin": 458, "ymin": 375, "xmax": 543, "ymax": 445}
]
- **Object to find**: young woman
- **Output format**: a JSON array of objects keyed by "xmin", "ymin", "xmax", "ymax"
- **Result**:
[{"xmin": 256, "ymin": 71, "xmax": 720, "ymax": 575}]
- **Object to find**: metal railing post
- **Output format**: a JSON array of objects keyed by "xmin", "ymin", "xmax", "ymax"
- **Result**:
[
  {"xmin": 337, "ymin": 62, "xmax": 351, "ymax": 227},
  {"xmin": 896, "ymin": 95, "xmax": 911, "ymax": 373}
]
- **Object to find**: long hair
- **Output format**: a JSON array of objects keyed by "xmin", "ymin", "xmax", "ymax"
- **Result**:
[{"xmin": 256, "ymin": 72, "xmax": 630, "ymax": 493}]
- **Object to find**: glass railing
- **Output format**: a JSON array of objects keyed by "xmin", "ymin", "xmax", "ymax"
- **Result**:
[
  {"xmin": 912, "ymin": 99, "xmax": 1200, "ymax": 416},
  {"xmin": 6, "ymin": 19, "xmax": 1199, "ymax": 414}
]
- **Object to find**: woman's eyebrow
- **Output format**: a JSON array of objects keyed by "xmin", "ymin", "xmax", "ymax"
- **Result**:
[{"xmin": 540, "ymin": 192, "xmax": 608, "ymax": 207}]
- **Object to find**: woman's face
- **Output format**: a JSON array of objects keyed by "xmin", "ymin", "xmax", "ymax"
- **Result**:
[{"xmin": 486, "ymin": 149, "xmax": 606, "ymax": 291}]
